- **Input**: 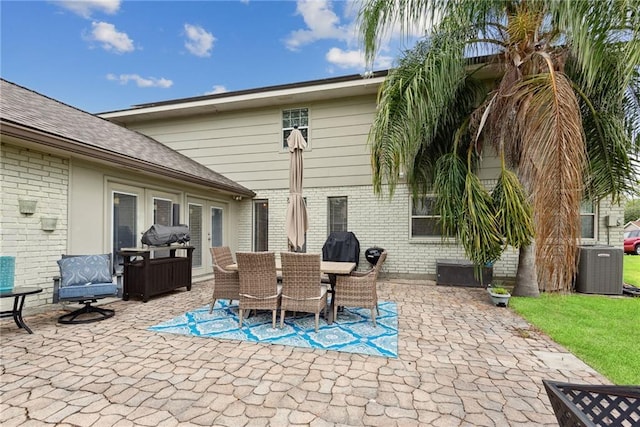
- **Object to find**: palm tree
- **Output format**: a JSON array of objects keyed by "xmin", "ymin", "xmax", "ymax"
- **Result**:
[{"xmin": 359, "ymin": 0, "xmax": 640, "ymax": 294}]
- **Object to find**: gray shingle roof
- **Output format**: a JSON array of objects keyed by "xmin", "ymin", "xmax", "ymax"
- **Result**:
[{"xmin": 0, "ymin": 79, "xmax": 254, "ymax": 197}]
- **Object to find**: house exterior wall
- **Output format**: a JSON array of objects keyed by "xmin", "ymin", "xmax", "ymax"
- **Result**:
[
  {"xmin": 240, "ymin": 184, "xmax": 520, "ymax": 279},
  {"xmin": 597, "ymin": 198, "xmax": 625, "ymax": 245},
  {"xmin": 1, "ymin": 141, "xmax": 243, "ymax": 313},
  {"xmin": 126, "ymin": 95, "xmax": 378, "ymax": 190},
  {"xmin": 1, "ymin": 143, "xmax": 68, "ymax": 310},
  {"xmin": 67, "ymin": 159, "xmax": 244, "ymax": 277},
  {"xmin": 111, "ymin": 88, "xmax": 626, "ymax": 281},
  {"xmin": 120, "ymin": 94, "xmax": 521, "ymax": 279}
]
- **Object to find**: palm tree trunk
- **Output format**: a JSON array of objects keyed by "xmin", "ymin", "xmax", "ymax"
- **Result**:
[{"xmin": 512, "ymin": 243, "xmax": 540, "ymax": 297}]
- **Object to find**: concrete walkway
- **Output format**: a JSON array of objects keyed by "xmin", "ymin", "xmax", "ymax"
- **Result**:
[{"xmin": 0, "ymin": 279, "xmax": 606, "ymax": 426}]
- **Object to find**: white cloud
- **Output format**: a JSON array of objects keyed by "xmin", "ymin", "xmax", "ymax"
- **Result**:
[
  {"xmin": 325, "ymin": 48, "xmax": 363, "ymax": 68},
  {"xmin": 184, "ymin": 24, "xmax": 215, "ymax": 57},
  {"xmin": 325, "ymin": 47, "xmax": 393, "ymax": 70},
  {"xmin": 284, "ymin": 0, "xmax": 425, "ymax": 71},
  {"xmin": 204, "ymin": 85, "xmax": 227, "ymax": 95},
  {"xmin": 107, "ymin": 74, "xmax": 173, "ymax": 88},
  {"xmin": 56, "ymin": 0, "xmax": 121, "ymax": 18},
  {"xmin": 285, "ymin": 0, "xmax": 352, "ymax": 51},
  {"xmin": 89, "ymin": 21, "xmax": 134, "ymax": 53}
]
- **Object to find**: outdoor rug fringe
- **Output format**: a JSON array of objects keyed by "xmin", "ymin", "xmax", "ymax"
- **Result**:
[{"xmin": 149, "ymin": 300, "xmax": 398, "ymax": 358}]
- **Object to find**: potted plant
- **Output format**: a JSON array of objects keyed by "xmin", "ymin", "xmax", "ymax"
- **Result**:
[{"xmin": 488, "ymin": 285, "xmax": 511, "ymax": 307}]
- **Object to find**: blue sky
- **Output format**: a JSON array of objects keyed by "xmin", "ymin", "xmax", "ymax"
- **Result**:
[{"xmin": 1, "ymin": 0, "xmax": 415, "ymax": 113}]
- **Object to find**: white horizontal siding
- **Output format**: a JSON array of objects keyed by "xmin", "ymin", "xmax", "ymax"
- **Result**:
[{"xmin": 128, "ymin": 95, "xmax": 377, "ymax": 191}]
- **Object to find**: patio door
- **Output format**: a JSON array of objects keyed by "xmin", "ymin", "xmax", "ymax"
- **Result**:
[
  {"xmin": 111, "ymin": 185, "xmax": 145, "ymax": 274},
  {"xmin": 188, "ymin": 197, "xmax": 227, "ymax": 277}
]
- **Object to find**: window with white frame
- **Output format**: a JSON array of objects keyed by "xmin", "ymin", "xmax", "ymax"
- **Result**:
[
  {"xmin": 211, "ymin": 207, "xmax": 223, "ymax": 247},
  {"xmin": 112, "ymin": 192, "xmax": 137, "ymax": 274},
  {"xmin": 282, "ymin": 107, "xmax": 308, "ymax": 149},
  {"xmin": 254, "ymin": 199, "xmax": 269, "ymax": 251},
  {"xmin": 580, "ymin": 201, "xmax": 596, "ymax": 239},
  {"xmin": 328, "ymin": 197, "xmax": 347, "ymax": 234},
  {"xmin": 153, "ymin": 198, "xmax": 173, "ymax": 226},
  {"xmin": 411, "ymin": 196, "xmax": 442, "ymax": 237}
]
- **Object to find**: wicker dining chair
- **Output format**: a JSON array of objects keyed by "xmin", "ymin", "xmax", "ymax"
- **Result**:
[
  {"xmin": 279, "ymin": 252, "xmax": 328, "ymax": 332},
  {"xmin": 211, "ymin": 246, "xmax": 234, "ymax": 269},
  {"xmin": 209, "ymin": 247, "xmax": 239, "ymax": 313},
  {"xmin": 333, "ymin": 250, "xmax": 387, "ymax": 326},
  {"xmin": 236, "ymin": 252, "xmax": 281, "ymax": 328}
]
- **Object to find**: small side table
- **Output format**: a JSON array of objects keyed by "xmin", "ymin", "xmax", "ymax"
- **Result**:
[{"xmin": 0, "ymin": 286, "xmax": 43, "ymax": 334}]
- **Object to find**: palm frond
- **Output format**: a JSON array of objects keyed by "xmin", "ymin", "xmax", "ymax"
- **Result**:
[
  {"xmin": 358, "ymin": 0, "xmax": 438, "ymax": 67},
  {"xmin": 492, "ymin": 167, "xmax": 534, "ymax": 249},
  {"xmin": 433, "ymin": 153, "xmax": 466, "ymax": 236},
  {"xmin": 458, "ymin": 171, "xmax": 503, "ymax": 267},
  {"xmin": 564, "ymin": 43, "xmax": 640, "ymax": 201},
  {"xmin": 549, "ymin": 0, "xmax": 640, "ymax": 91},
  {"xmin": 514, "ymin": 68, "xmax": 586, "ymax": 292},
  {"xmin": 368, "ymin": 29, "xmax": 470, "ymax": 196}
]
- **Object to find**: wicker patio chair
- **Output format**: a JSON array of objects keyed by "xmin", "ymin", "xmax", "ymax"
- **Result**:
[
  {"xmin": 279, "ymin": 252, "xmax": 328, "ymax": 332},
  {"xmin": 211, "ymin": 246, "xmax": 234, "ymax": 269},
  {"xmin": 543, "ymin": 380, "xmax": 640, "ymax": 427},
  {"xmin": 333, "ymin": 250, "xmax": 387, "ymax": 326},
  {"xmin": 236, "ymin": 252, "xmax": 281, "ymax": 328},
  {"xmin": 209, "ymin": 247, "xmax": 239, "ymax": 313}
]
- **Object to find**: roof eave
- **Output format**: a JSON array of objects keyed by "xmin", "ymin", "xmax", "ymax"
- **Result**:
[{"xmin": 1, "ymin": 120, "xmax": 256, "ymax": 198}]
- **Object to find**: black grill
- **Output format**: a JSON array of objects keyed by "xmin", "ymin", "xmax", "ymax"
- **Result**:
[
  {"xmin": 365, "ymin": 247, "xmax": 384, "ymax": 266},
  {"xmin": 322, "ymin": 232, "xmax": 360, "ymax": 265}
]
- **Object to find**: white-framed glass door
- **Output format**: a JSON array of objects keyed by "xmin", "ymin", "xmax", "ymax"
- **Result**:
[
  {"xmin": 109, "ymin": 183, "xmax": 146, "ymax": 274},
  {"xmin": 187, "ymin": 197, "xmax": 227, "ymax": 277}
]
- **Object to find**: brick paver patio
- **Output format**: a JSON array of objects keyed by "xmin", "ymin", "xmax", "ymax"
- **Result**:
[{"xmin": 0, "ymin": 279, "xmax": 605, "ymax": 426}]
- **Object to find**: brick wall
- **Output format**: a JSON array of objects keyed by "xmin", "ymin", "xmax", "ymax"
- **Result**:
[
  {"xmin": 237, "ymin": 185, "xmax": 520, "ymax": 279},
  {"xmin": 1, "ymin": 143, "xmax": 68, "ymax": 312},
  {"xmin": 237, "ymin": 185, "xmax": 624, "ymax": 281}
]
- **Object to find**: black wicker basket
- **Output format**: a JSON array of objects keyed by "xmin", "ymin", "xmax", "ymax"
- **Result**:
[{"xmin": 543, "ymin": 380, "xmax": 640, "ymax": 426}]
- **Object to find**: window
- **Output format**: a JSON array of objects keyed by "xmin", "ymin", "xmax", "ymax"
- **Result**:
[
  {"xmin": 211, "ymin": 207, "xmax": 223, "ymax": 247},
  {"xmin": 254, "ymin": 200, "xmax": 269, "ymax": 251},
  {"xmin": 189, "ymin": 204, "xmax": 203, "ymax": 267},
  {"xmin": 153, "ymin": 198, "xmax": 172, "ymax": 226},
  {"xmin": 112, "ymin": 192, "xmax": 137, "ymax": 274},
  {"xmin": 328, "ymin": 197, "xmax": 347, "ymax": 234},
  {"xmin": 580, "ymin": 201, "xmax": 596, "ymax": 239},
  {"xmin": 282, "ymin": 108, "xmax": 308, "ymax": 149},
  {"xmin": 411, "ymin": 196, "xmax": 442, "ymax": 237}
]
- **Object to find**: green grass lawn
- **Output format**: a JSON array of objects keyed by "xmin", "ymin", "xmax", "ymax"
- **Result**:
[
  {"xmin": 510, "ymin": 294, "xmax": 639, "ymax": 385},
  {"xmin": 624, "ymin": 254, "xmax": 640, "ymax": 286}
]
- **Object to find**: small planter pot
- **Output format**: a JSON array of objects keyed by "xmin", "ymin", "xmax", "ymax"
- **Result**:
[
  {"xmin": 41, "ymin": 217, "xmax": 58, "ymax": 231},
  {"xmin": 488, "ymin": 288, "xmax": 511, "ymax": 307},
  {"xmin": 18, "ymin": 199, "xmax": 37, "ymax": 215}
]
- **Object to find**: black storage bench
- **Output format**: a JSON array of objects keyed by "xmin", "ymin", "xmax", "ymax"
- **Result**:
[
  {"xmin": 436, "ymin": 259, "xmax": 492, "ymax": 288},
  {"xmin": 119, "ymin": 246, "xmax": 194, "ymax": 302}
]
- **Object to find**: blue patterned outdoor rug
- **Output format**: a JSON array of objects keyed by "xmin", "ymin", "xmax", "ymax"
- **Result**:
[{"xmin": 149, "ymin": 300, "xmax": 398, "ymax": 358}]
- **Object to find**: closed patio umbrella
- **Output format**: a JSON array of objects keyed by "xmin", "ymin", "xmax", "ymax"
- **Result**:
[{"xmin": 286, "ymin": 127, "xmax": 308, "ymax": 251}]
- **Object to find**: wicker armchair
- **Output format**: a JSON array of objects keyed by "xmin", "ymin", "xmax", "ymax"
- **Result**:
[
  {"xmin": 279, "ymin": 252, "xmax": 328, "ymax": 332},
  {"xmin": 209, "ymin": 247, "xmax": 239, "ymax": 313},
  {"xmin": 334, "ymin": 250, "xmax": 387, "ymax": 326},
  {"xmin": 236, "ymin": 252, "xmax": 281, "ymax": 328}
]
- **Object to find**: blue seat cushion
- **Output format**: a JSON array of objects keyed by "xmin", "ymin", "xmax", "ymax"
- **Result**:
[
  {"xmin": 58, "ymin": 282, "xmax": 118, "ymax": 300},
  {"xmin": 57, "ymin": 254, "xmax": 113, "ymax": 288}
]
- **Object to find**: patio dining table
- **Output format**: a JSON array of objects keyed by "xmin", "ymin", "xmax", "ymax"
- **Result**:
[
  {"xmin": 225, "ymin": 258, "xmax": 356, "ymax": 324},
  {"xmin": 225, "ymin": 259, "xmax": 356, "ymax": 275}
]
